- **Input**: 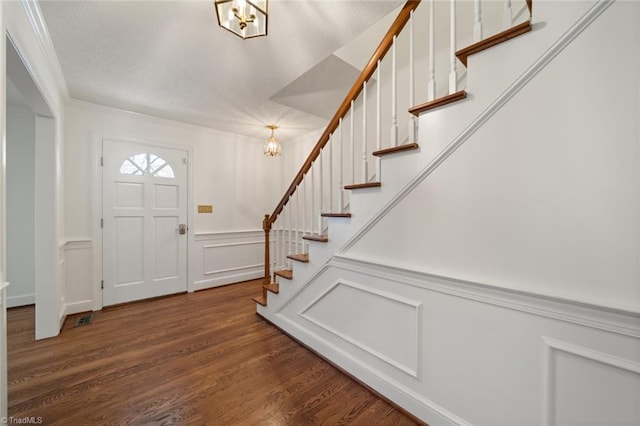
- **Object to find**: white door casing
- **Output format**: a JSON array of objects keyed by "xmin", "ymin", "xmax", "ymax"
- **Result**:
[{"xmin": 102, "ymin": 139, "xmax": 188, "ymax": 306}]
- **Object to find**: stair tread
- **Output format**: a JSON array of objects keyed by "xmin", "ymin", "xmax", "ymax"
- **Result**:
[
  {"xmin": 303, "ymin": 234, "xmax": 329, "ymax": 242},
  {"xmin": 287, "ymin": 253, "xmax": 309, "ymax": 263},
  {"xmin": 263, "ymin": 282, "xmax": 279, "ymax": 294},
  {"xmin": 409, "ymin": 91, "xmax": 467, "ymax": 116},
  {"xmin": 344, "ymin": 182, "xmax": 382, "ymax": 190},
  {"xmin": 321, "ymin": 212, "xmax": 352, "ymax": 218},
  {"xmin": 275, "ymin": 269, "xmax": 293, "ymax": 279},
  {"xmin": 252, "ymin": 294, "xmax": 267, "ymax": 306},
  {"xmin": 373, "ymin": 143, "xmax": 419, "ymax": 157},
  {"xmin": 456, "ymin": 21, "xmax": 532, "ymax": 67}
]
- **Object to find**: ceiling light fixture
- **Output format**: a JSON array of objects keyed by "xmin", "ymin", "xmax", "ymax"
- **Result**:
[
  {"xmin": 214, "ymin": 0, "xmax": 268, "ymax": 40},
  {"xmin": 264, "ymin": 125, "xmax": 281, "ymax": 157}
]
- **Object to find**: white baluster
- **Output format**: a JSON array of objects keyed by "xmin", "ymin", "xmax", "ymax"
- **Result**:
[
  {"xmin": 310, "ymin": 161, "xmax": 315, "ymax": 237},
  {"xmin": 409, "ymin": 10, "xmax": 416, "ymax": 144},
  {"xmin": 503, "ymin": 0, "xmax": 513, "ymax": 29},
  {"xmin": 272, "ymin": 219, "xmax": 278, "ymax": 275},
  {"xmin": 302, "ymin": 177, "xmax": 308, "ymax": 252},
  {"xmin": 428, "ymin": 0, "xmax": 436, "ymax": 100},
  {"xmin": 280, "ymin": 218, "xmax": 285, "ymax": 269},
  {"xmin": 294, "ymin": 188, "xmax": 299, "ymax": 253},
  {"xmin": 474, "ymin": 0, "xmax": 483, "ymax": 42},
  {"xmin": 362, "ymin": 81, "xmax": 368, "ymax": 182},
  {"xmin": 318, "ymin": 147, "xmax": 324, "ymax": 235},
  {"xmin": 338, "ymin": 118, "xmax": 344, "ymax": 213},
  {"xmin": 376, "ymin": 61, "xmax": 381, "ymax": 181},
  {"xmin": 329, "ymin": 133, "xmax": 334, "ymax": 212},
  {"xmin": 350, "ymin": 100, "xmax": 355, "ymax": 184},
  {"xmin": 449, "ymin": 0, "xmax": 457, "ymax": 94},
  {"xmin": 287, "ymin": 202, "xmax": 292, "ymax": 268},
  {"xmin": 390, "ymin": 35, "xmax": 398, "ymax": 147}
]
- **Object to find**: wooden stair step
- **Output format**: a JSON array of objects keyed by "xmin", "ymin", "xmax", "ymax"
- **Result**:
[
  {"xmin": 344, "ymin": 182, "xmax": 381, "ymax": 190},
  {"xmin": 275, "ymin": 269, "xmax": 293, "ymax": 280},
  {"xmin": 373, "ymin": 143, "xmax": 419, "ymax": 157},
  {"xmin": 409, "ymin": 91, "xmax": 467, "ymax": 116},
  {"xmin": 321, "ymin": 212, "xmax": 352, "ymax": 218},
  {"xmin": 303, "ymin": 234, "xmax": 328, "ymax": 243},
  {"xmin": 263, "ymin": 282, "xmax": 279, "ymax": 294},
  {"xmin": 287, "ymin": 253, "xmax": 309, "ymax": 263},
  {"xmin": 456, "ymin": 21, "xmax": 532, "ymax": 67},
  {"xmin": 252, "ymin": 287, "xmax": 267, "ymax": 306}
]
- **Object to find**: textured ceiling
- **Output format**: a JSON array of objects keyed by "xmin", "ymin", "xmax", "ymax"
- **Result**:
[{"xmin": 39, "ymin": 0, "xmax": 404, "ymax": 142}]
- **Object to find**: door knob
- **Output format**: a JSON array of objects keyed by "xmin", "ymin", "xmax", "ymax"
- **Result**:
[{"xmin": 178, "ymin": 224, "xmax": 187, "ymax": 235}]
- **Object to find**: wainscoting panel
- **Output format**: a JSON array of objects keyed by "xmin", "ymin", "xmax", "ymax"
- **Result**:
[
  {"xmin": 62, "ymin": 240, "xmax": 94, "ymax": 315},
  {"xmin": 192, "ymin": 230, "xmax": 264, "ymax": 291},
  {"xmin": 300, "ymin": 280, "xmax": 422, "ymax": 378},
  {"xmin": 265, "ymin": 256, "xmax": 640, "ymax": 425}
]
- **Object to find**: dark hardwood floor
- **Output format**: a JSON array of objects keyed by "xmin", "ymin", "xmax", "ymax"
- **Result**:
[{"xmin": 7, "ymin": 279, "xmax": 418, "ymax": 425}]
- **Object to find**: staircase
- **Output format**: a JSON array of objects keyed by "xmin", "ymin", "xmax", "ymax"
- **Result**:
[
  {"xmin": 253, "ymin": 0, "xmax": 534, "ymax": 308},
  {"xmin": 248, "ymin": 0, "xmax": 640, "ymax": 424}
]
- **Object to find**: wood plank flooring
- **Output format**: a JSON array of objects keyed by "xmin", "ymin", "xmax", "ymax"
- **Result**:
[{"xmin": 7, "ymin": 279, "xmax": 419, "ymax": 425}]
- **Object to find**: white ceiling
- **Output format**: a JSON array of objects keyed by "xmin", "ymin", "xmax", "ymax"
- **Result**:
[{"xmin": 38, "ymin": 0, "xmax": 404, "ymax": 142}]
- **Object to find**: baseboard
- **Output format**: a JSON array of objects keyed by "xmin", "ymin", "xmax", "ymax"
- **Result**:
[
  {"xmin": 64, "ymin": 300, "xmax": 94, "ymax": 316},
  {"xmin": 193, "ymin": 270, "xmax": 263, "ymax": 291},
  {"xmin": 6, "ymin": 293, "xmax": 35, "ymax": 308}
]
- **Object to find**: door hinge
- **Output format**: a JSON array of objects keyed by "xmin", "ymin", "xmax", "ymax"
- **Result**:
[
  {"xmin": 101, "ymin": 218, "xmax": 103, "ymax": 228},
  {"xmin": 100, "ymin": 156, "xmax": 104, "ymax": 166},
  {"xmin": 101, "ymin": 280, "xmax": 104, "ymax": 289}
]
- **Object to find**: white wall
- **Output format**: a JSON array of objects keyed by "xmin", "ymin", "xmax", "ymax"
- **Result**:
[
  {"xmin": 63, "ymin": 100, "xmax": 283, "ymax": 310},
  {"xmin": 5, "ymin": 105, "xmax": 36, "ymax": 307}
]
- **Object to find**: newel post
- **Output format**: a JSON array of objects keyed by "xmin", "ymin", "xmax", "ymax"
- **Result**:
[{"xmin": 263, "ymin": 214, "xmax": 272, "ymax": 286}]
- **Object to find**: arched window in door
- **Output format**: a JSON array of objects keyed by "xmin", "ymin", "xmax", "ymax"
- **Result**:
[{"xmin": 119, "ymin": 153, "xmax": 175, "ymax": 178}]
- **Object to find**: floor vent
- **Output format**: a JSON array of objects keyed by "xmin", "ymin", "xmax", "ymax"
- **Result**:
[{"xmin": 75, "ymin": 315, "xmax": 94, "ymax": 327}]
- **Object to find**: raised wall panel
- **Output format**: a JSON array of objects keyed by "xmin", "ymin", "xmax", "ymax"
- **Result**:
[
  {"xmin": 114, "ymin": 182, "xmax": 144, "ymax": 208},
  {"xmin": 300, "ymin": 280, "xmax": 422, "ymax": 378},
  {"xmin": 114, "ymin": 217, "xmax": 144, "ymax": 286}
]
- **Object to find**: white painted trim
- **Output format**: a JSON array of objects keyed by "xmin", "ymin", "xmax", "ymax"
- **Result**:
[
  {"xmin": 541, "ymin": 336, "xmax": 640, "ymax": 425},
  {"xmin": 0, "ymin": 283, "xmax": 8, "ymax": 291},
  {"xmin": 64, "ymin": 300, "xmax": 93, "ymax": 316},
  {"xmin": 330, "ymin": 256, "xmax": 640, "ymax": 338},
  {"xmin": 6, "ymin": 293, "xmax": 34, "ymax": 308},
  {"xmin": 262, "ymin": 311, "xmax": 471, "ymax": 426},
  {"xmin": 337, "ymin": 0, "xmax": 616, "ymax": 258},
  {"xmin": 19, "ymin": 0, "xmax": 69, "ymax": 101},
  {"xmin": 193, "ymin": 270, "xmax": 263, "ymax": 291},
  {"xmin": 203, "ymin": 241, "xmax": 262, "ymax": 249},
  {"xmin": 194, "ymin": 229, "xmax": 262, "ymax": 241},
  {"xmin": 299, "ymin": 278, "xmax": 423, "ymax": 379},
  {"xmin": 61, "ymin": 240, "xmax": 92, "ymax": 251},
  {"xmin": 204, "ymin": 263, "xmax": 263, "ymax": 276},
  {"xmin": 91, "ymin": 131, "xmax": 103, "ymax": 311}
]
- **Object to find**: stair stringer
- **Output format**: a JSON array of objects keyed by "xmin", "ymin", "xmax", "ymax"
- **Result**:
[{"xmin": 257, "ymin": 1, "xmax": 623, "ymax": 424}]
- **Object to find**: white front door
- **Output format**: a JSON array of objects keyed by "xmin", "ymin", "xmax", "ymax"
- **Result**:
[{"xmin": 102, "ymin": 139, "xmax": 188, "ymax": 306}]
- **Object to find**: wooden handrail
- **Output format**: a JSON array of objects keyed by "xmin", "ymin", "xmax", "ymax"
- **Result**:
[{"xmin": 267, "ymin": 0, "xmax": 422, "ymax": 227}]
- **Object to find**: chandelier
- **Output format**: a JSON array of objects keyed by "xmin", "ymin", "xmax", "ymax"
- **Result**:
[
  {"xmin": 214, "ymin": 0, "xmax": 268, "ymax": 40},
  {"xmin": 264, "ymin": 125, "xmax": 281, "ymax": 157}
]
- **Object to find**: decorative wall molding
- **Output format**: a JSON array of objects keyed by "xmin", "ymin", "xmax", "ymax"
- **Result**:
[
  {"xmin": 193, "ymin": 268, "xmax": 263, "ymax": 291},
  {"xmin": 19, "ymin": 0, "xmax": 70, "ymax": 101},
  {"xmin": 203, "ymin": 241, "xmax": 262, "ymax": 250},
  {"xmin": 299, "ymin": 279, "xmax": 422, "ymax": 378},
  {"xmin": 265, "ymin": 312, "xmax": 472, "ymax": 426},
  {"xmin": 541, "ymin": 336, "xmax": 640, "ymax": 425},
  {"xmin": 194, "ymin": 229, "xmax": 263, "ymax": 242},
  {"xmin": 337, "ymin": 0, "xmax": 616, "ymax": 257},
  {"xmin": 61, "ymin": 240, "xmax": 93, "ymax": 251},
  {"xmin": 330, "ymin": 256, "xmax": 640, "ymax": 338}
]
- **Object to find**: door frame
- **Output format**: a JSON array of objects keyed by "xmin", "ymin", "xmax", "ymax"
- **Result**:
[{"xmin": 91, "ymin": 134, "xmax": 195, "ymax": 311}]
